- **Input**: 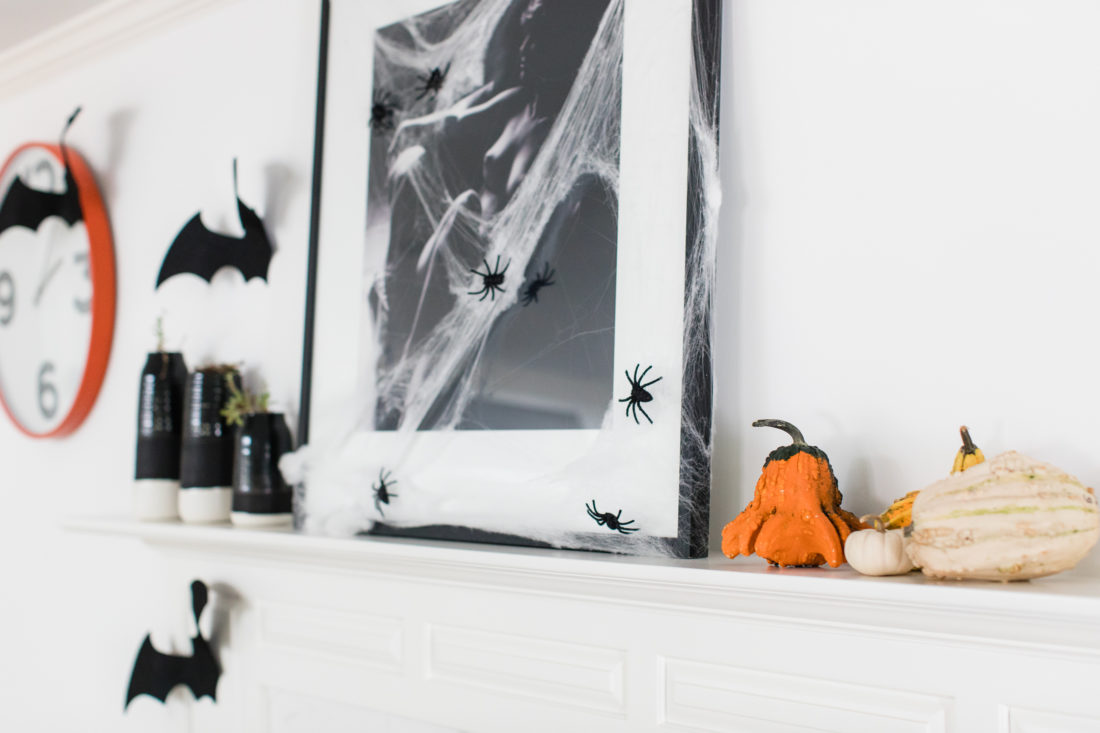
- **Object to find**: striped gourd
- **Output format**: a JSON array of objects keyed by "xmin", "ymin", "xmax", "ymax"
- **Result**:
[
  {"xmin": 907, "ymin": 451, "xmax": 1099, "ymax": 581},
  {"xmin": 880, "ymin": 490, "xmax": 919, "ymax": 529}
]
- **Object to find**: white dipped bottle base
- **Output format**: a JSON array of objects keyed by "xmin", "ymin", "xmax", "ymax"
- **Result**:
[
  {"xmin": 132, "ymin": 480, "xmax": 180, "ymax": 521},
  {"xmin": 178, "ymin": 487, "xmax": 232, "ymax": 523},
  {"xmin": 231, "ymin": 512, "xmax": 293, "ymax": 528}
]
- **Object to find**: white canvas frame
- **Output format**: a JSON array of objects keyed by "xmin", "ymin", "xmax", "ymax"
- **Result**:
[{"xmin": 300, "ymin": 0, "xmax": 719, "ymax": 557}]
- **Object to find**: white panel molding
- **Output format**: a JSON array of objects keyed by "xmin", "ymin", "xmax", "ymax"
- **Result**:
[
  {"xmin": 999, "ymin": 706, "xmax": 1100, "ymax": 733},
  {"xmin": 0, "ymin": 0, "xmax": 226, "ymax": 98},
  {"xmin": 245, "ymin": 604, "xmax": 407, "ymax": 725},
  {"xmin": 258, "ymin": 603, "xmax": 403, "ymax": 670},
  {"xmin": 660, "ymin": 658, "xmax": 950, "ymax": 733},
  {"xmin": 426, "ymin": 624, "xmax": 626, "ymax": 715},
  {"xmin": 65, "ymin": 518, "xmax": 1100, "ymax": 731},
  {"xmin": 262, "ymin": 686, "xmax": 462, "ymax": 733},
  {"xmin": 65, "ymin": 518, "xmax": 1100, "ymax": 663}
]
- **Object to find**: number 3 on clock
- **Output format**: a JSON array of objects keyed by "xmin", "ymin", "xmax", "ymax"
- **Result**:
[{"xmin": 0, "ymin": 270, "xmax": 13, "ymax": 325}]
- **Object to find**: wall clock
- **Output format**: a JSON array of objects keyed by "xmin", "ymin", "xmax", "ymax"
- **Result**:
[{"xmin": 0, "ymin": 113, "xmax": 115, "ymax": 438}]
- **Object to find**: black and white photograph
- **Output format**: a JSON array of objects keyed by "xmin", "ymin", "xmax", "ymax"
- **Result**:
[{"xmin": 365, "ymin": 0, "xmax": 622, "ymax": 432}]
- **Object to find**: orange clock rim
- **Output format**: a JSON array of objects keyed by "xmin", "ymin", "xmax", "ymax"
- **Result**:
[{"xmin": 0, "ymin": 141, "xmax": 115, "ymax": 438}]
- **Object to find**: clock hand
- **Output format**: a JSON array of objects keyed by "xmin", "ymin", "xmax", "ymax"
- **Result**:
[
  {"xmin": 33, "ymin": 258, "xmax": 63, "ymax": 306},
  {"xmin": 31, "ymin": 155, "xmax": 65, "ymax": 294},
  {"xmin": 34, "ymin": 217, "xmax": 58, "ymax": 298}
]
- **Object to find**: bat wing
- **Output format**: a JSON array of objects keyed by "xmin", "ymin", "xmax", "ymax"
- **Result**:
[
  {"xmin": 235, "ymin": 199, "xmax": 274, "ymax": 281},
  {"xmin": 183, "ymin": 581, "xmax": 220, "ymax": 701},
  {"xmin": 156, "ymin": 215, "xmax": 240, "ymax": 287},
  {"xmin": 0, "ymin": 173, "xmax": 82, "ymax": 237},
  {"xmin": 125, "ymin": 635, "xmax": 190, "ymax": 708},
  {"xmin": 183, "ymin": 636, "xmax": 221, "ymax": 702},
  {"xmin": 156, "ymin": 206, "xmax": 273, "ymax": 288}
]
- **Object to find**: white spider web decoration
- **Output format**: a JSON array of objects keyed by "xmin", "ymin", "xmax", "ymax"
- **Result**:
[{"xmin": 283, "ymin": 0, "xmax": 721, "ymax": 557}]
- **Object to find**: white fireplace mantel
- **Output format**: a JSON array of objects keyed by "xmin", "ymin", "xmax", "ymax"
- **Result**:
[{"xmin": 67, "ymin": 517, "xmax": 1100, "ymax": 732}]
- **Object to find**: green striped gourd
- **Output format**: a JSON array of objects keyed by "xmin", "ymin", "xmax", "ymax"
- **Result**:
[{"xmin": 907, "ymin": 451, "xmax": 1099, "ymax": 581}]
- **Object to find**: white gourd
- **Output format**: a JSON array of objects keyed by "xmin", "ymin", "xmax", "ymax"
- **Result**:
[
  {"xmin": 908, "ymin": 451, "xmax": 1100, "ymax": 581},
  {"xmin": 845, "ymin": 516, "xmax": 915, "ymax": 576}
]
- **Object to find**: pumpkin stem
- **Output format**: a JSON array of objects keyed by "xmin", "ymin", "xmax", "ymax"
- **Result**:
[
  {"xmin": 752, "ymin": 419, "xmax": 806, "ymax": 446},
  {"xmin": 959, "ymin": 425, "xmax": 978, "ymax": 455}
]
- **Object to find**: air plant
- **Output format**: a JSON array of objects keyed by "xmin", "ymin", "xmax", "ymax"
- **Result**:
[{"xmin": 220, "ymin": 371, "xmax": 269, "ymax": 427}]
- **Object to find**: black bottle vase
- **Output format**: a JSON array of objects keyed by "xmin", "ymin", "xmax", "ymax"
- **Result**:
[
  {"xmin": 230, "ymin": 412, "xmax": 294, "ymax": 527},
  {"xmin": 133, "ymin": 352, "xmax": 188, "ymax": 521},
  {"xmin": 178, "ymin": 367, "xmax": 240, "ymax": 523}
]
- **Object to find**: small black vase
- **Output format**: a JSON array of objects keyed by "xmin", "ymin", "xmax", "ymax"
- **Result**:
[
  {"xmin": 178, "ymin": 367, "xmax": 240, "ymax": 523},
  {"xmin": 133, "ymin": 352, "xmax": 188, "ymax": 521},
  {"xmin": 230, "ymin": 412, "xmax": 294, "ymax": 526}
]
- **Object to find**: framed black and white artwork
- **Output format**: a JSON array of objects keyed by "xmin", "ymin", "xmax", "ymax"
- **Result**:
[{"xmin": 290, "ymin": 0, "xmax": 722, "ymax": 558}]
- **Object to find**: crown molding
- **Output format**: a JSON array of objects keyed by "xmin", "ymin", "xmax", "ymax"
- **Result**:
[{"xmin": 0, "ymin": 0, "xmax": 225, "ymax": 99}]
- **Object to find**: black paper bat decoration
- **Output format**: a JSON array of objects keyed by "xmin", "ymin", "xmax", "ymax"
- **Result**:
[
  {"xmin": 0, "ymin": 107, "xmax": 83, "ymax": 236},
  {"xmin": 155, "ymin": 159, "xmax": 273, "ymax": 288},
  {"xmin": 125, "ymin": 580, "xmax": 221, "ymax": 709}
]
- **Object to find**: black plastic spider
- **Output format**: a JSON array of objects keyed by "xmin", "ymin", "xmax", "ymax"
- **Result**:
[
  {"xmin": 520, "ymin": 262, "xmax": 555, "ymax": 306},
  {"xmin": 619, "ymin": 363, "xmax": 662, "ymax": 425},
  {"xmin": 369, "ymin": 92, "xmax": 399, "ymax": 131},
  {"xmin": 415, "ymin": 62, "xmax": 451, "ymax": 100},
  {"xmin": 468, "ymin": 255, "xmax": 509, "ymax": 301},
  {"xmin": 585, "ymin": 501, "xmax": 639, "ymax": 534},
  {"xmin": 372, "ymin": 469, "xmax": 398, "ymax": 517}
]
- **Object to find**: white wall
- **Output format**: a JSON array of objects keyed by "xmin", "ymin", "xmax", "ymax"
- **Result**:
[
  {"xmin": 710, "ymin": 0, "xmax": 1100, "ymax": 537},
  {"xmin": 0, "ymin": 1, "xmax": 319, "ymax": 730},
  {"xmin": 3, "ymin": 0, "xmax": 1100, "ymax": 729}
]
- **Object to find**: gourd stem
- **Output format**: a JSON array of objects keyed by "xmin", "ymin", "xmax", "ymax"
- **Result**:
[
  {"xmin": 860, "ymin": 514, "xmax": 885, "ymax": 533},
  {"xmin": 959, "ymin": 425, "xmax": 977, "ymax": 455},
  {"xmin": 752, "ymin": 419, "xmax": 806, "ymax": 446}
]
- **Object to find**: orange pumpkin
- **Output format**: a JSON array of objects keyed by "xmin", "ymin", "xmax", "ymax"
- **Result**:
[{"xmin": 722, "ymin": 419, "xmax": 865, "ymax": 567}]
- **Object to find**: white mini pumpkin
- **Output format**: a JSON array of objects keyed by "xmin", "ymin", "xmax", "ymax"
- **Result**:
[
  {"xmin": 845, "ymin": 516, "xmax": 915, "ymax": 576},
  {"xmin": 907, "ymin": 451, "xmax": 1099, "ymax": 581}
]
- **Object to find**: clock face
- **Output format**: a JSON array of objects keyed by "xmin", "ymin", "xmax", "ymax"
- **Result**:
[{"xmin": 0, "ymin": 143, "xmax": 114, "ymax": 437}]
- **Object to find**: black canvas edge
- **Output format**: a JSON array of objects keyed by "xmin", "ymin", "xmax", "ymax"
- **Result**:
[
  {"xmin": 674, "ymin": 0, "xmax": 722, "ymax": 559},
  {"xmin": 368, "ymin": 522, "xmax": 679, "ymax": 557},
  {"xmin": 367, "ymin": 522, "xmax": 554, "ymax": 550},
  {"xmin": 299, "ymin": 0, "xmax": 721, "ymax": 559},
  {"xmin": 297, "ymin": 0, "xmax": 331, "ymax": 447}
]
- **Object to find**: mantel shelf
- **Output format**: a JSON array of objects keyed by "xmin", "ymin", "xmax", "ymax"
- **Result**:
[{"xmin": 64, "ymin": 515, "xmax": 1100, "ymax": 660}]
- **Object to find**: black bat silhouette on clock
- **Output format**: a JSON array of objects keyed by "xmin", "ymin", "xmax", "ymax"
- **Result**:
[
  {"xmin": 0, "ymin": 107, "xmax": 83, "ymax": 236},
  {"xmin": 155, "ymin": 159, "xmax": 273, "ymax": 288},
  {"xmin": 125, "ymin": 580, "xmax": 221, "ymax": 709}
]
